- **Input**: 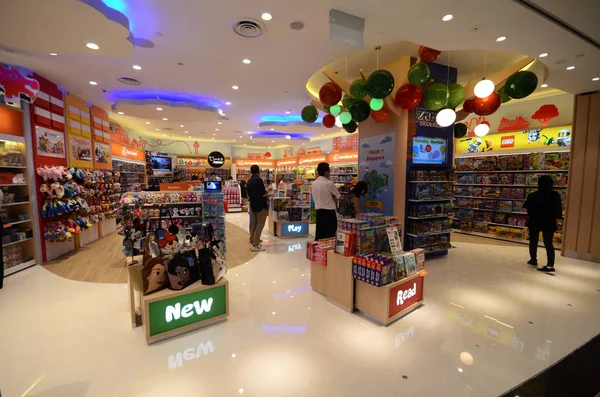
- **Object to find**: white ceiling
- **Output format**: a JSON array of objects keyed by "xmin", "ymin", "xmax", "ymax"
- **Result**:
[{"xmin": 0, "ymin": 0, "xmax": 597, "ymax": 147}]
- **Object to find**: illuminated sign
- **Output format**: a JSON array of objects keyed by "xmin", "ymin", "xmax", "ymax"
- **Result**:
[
  {"xmin": 207, "ymin": 151, "xmax": 225, "ymax": 168},
  {"xmin": 328, "ymin": 151, "xmax": 358, "ymax": 163},
  {"xmin": 388, "ymin": 274, "xmax": 424, "ymax": 317},
  {"xmin": 280, "ymin": 221, "xmax": 309, "ymax": 237},
  {"xmin": 500, "ymin": 135, "xmax": 515, "ymax": 148},
  {"xmin": 298, "ymin": 154, "xmax": 327, "ymax": 165},
  {"xmin": 276, "ymin": 159, "xmax": 298, "ymax": 167},
  {"xmin": 235, "ymin": 159, "xmax": 275, "ymax": 167},
  {"xmin": 111, "ymin": 142, "xmax": 144, "ymax": 161}
]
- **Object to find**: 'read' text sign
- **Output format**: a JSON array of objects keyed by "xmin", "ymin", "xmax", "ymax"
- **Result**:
[{"xmin": 388, "ymin": 274, "xmax": 424, "ymax": 318}]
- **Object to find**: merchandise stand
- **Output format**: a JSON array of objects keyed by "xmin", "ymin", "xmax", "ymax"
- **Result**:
[
  {"xmin": 310, "ymin": 261, "xmax": 327, "ymax": 295},
  {"xmin": 325, "ymin": 251, "xmax": 354, "ymax": 312}
]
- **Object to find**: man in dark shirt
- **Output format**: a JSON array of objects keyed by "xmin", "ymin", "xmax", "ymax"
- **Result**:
[
  {"xmin": 246, "ymin": 165, "xmax": 269, "ymax": 251},
  {"xmin": 523, "ymin": 175, "xmax": 563, "ymax": 272}
]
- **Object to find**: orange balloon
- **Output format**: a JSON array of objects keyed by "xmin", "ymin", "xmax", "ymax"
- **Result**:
[{"xmin": 371, "ymin": 107, "xmax": 390, "ymax": 123}]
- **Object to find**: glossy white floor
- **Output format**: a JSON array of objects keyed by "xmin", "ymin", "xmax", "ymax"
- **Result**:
[{"xmin": 1, "ymin": 213, "xmax": 599, "ymax": 397}]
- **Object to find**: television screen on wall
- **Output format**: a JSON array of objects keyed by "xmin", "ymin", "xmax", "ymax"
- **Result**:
[
  {"xmin": 151, "ymin": 155, "xmax": 172, "ymax": 171},
  {"xmin": 412, "ymin": 136, "xmax": 447, "ymax": 165}
]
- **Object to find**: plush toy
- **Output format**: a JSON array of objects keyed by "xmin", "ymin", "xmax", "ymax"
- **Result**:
[
  {"xmin": 50, "ymin": 182, "xmax": 65, "ymax": 198},
  {"xmin": 37, "ymin": 166, "xmax": 51, "ymax": 181},
  {"xmin": 40, "ymin": 184, "xmax": 51, "ymax": 198}
]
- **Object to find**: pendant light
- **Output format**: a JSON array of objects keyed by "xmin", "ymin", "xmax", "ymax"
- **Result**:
[
  {"xmin": 474, "ymin": 52, "xmax": 495, "ymax": 98},
  {"xmin": 436, "ymin": 51, "xmax": 456, "ymax": 127},
  {"xmin": 474, "ymin": 121, "xmax": 490, "ymax": 136}
]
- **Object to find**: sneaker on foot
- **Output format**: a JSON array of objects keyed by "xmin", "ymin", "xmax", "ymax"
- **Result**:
[
  {"xmin": 527, "ymin": 259, "xmax": 538, "ymax": 266},
  {"xmin": 537, "ymin": 266, "xmax": 555, "ymax": 272},
  {"xmin": 250, "ymin": 245, "xmax": 266, "ymax": 252}
]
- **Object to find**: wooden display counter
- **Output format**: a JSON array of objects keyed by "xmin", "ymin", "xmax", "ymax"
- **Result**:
[
  {"xmin": 355, "ymin": 270, "xmax": 426, "ymax": 326},
  {"xmin": 326, "ymin": 251, "xmax": 355, "ymax": 312},
  {"xmin": 141, "ymin": 278, "xmax": 229, "ymax": 344},
  {"xmin": 310, "ymin": 261, "xmax": 327, "ymax": 295},
  {"xmin": 275, "ymin": 220, "xmax": 309, "ymax": 239}
]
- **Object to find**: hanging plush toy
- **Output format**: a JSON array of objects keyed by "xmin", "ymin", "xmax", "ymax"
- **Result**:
[{"xmin": 50, "ymin": 182, "xmax": 65, "ymax": 198}]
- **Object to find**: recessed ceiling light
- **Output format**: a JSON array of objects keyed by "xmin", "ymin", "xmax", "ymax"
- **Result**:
[
  {"xmin": 162, "ymin": 134, "xmax": 166, "ymax": 136},
  {"xmin": 146, "ymin": 121, "xmax": 150, "ymax": 124},
  {"xmin": 239, "ymin": 136, "xmax": 242, "ymax": 138},
  {"xmin": 496, "ymin": 36, "xmax": 507, "ymax": 42},
  {"xmin": 132, "ymin": 65, "xmax": 142, "ymax": 70},
  {"xmin": 86, "ymin": 42, "xmax": 100, "ymax": 50},
  {"xmin": 301, "ymin": 143, "xmax": 305, "ymax": 145},
  {"xmin": 232, "ymin": 85, "xmax": 239, "ymax": 90},
  {"xmin": 117, "ymin": 111, "xmax": 124, "ymax": 115},
  {"xmin": 225, "ymin": 102, "xmax": 231, "ymax": 105},
  {"xmin": 89, "ymin": 81, "xmax": 98, "ymax": 85},
  {"xmin": 213, "ymin": 133, "xmax": 216, "ymax": 136},
  {"xmin": 156, "ymin": 128, "xmax": 160, "ymax": 131},
  {"xmin": 212, "ymin": 138, "xmax": 215, "ymax": 140},
  {"xmin": 162, "ymin": 117, "xmax": 168, "ymax": 120},
  {"xmin": 261, "ymin": 12, "xmax": 272, "ymax": 21},
  {"xmin": 270, "ymin": 128, "xmax": 274, "ymax": 131},
  {"xmin": 442, "ymin": 14, "xmax": 454, "ymax": 22},
  {"xmin": 242, "ymin": 59, "xmax": 251, "ymax": 64},
  {"xmin": 271, "ymin": 140, "xmax": 275, "ymax": 143},
  {"xmin": 156, "ymin": 107, "xmax": 163, "ymax": 111},
  {"xmin": 215, "ymin": 128, "xmax": 219, "ymax": 131},
  {"xmin": 539, "ymin": 52, "xmax": 549, "ymax": 58},
  {"xmin": 593, "ymin": 77, "xmax": 600, "ymax": 81},
  {"xmin": 244, "ymin": 143, "xmax": 246, "ymax": 146},
  {"xmin": 49, "ymin": 52, "xmax": 58, "ymax": 56},
  {"xmin": 180, "ymin": 124, "xmax": 184, "ymax": 127},
  {"xmin": 541, "ymin": 84, "xmax": 548, "ymax": 88},
  {"xmin": 566, "ymin": 65, "xmax": 575, "ymax": 70},
  {"xmin": 185, "ymin": 130, "xmax": 189, "ymax": 133},
  {"xmin": 285, "ymin": 111, "xmax": 290, "ymax": 114}
]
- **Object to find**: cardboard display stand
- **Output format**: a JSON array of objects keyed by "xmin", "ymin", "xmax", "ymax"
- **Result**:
[{"xmin": 326, "ymin": 251, "xmax": 355, "ymax": 312}]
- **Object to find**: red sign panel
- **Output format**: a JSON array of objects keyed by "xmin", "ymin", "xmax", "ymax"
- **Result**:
[
  {"xmin": 388, "ymin": 274, "xmax": 424, "ymax": 318},
  {"xmin": 500, "ymin": 135, "xmax": 515, "ymax": 148}
]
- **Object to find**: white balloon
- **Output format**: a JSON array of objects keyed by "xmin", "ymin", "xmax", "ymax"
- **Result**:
[
  {"xmin": 474, "ymin": 123, "xmax": 490, "ymax": 136},
  {"xmin": 474, "ymin": 79, "xmax": 495, "ymax": 98},
  {"xmin": 436, "ymin": 108, "xmax": 456, "ymax": 127}
]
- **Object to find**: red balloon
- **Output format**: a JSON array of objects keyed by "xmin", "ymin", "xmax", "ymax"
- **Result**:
[
  {"xmin": 463, "ymin": 99, "xmax": 474, "ymax": 113},
  {"xmin": 395, "ymin": 83, "xmax": 423, "ymax": 110},
  {"xmin": 473, "ymin": 92, "xmax": 502, "ymax": 116},
  {"xmin": 418, "ymin": 46, "xmax": 442, "ymax": 63},
  {"xmin": 371, "ymin": 107, "xmax": 390, "ymax": 123},
  {"xmin": 319, "ymin": 82, "xmax": 343, "ymax": 107},
  {"xmin": 323, "ymin": 114, "xmax": 336, "ymax": 128}
]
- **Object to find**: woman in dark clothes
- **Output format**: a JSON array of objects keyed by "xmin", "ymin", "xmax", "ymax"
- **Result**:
[{"xmin": 523, "ymin": 175, "xmax": 563, "ymax": 272}]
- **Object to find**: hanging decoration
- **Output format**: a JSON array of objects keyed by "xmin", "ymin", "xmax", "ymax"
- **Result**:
[
  {"xmin": 474, "ymin": 121, "xmax": 490, "ymax": 137},
  {"xmin": 472, "ymin": 92, "xmax": 501, "ymax": 116},
  {"xmin": 322, "ymin": 114, "xmax": 336, "ymax": 128},
  {"xmin": 330, "ymin": 105, "xmax": 341, "ymax": 115},
  {"xmin": 342, "ymin": 95, "xmax": 357, "ymax": 110},
  {"xmin": 418, "ymin": 46, "xmax": 442, "ymax": 63},
  {"xmin": 319, "ymin": 82, "xmax": 343, "ymax": 107},
  {"xmin": 394, "ymin": 83, "xmax": 423, "ymax": 110},
  {"xmin": 366, "ymin": 69, "xmax": 395, "ymax": 99},
  {"xmin": 370, "ymin": 98, "xmax": 384, "ymax": 111},
  {"xmin": 423, "ymin": 83, "xmax": 449, "ymax": 111},
  {"xmin": 349, "ymin": 79, "xmax": 368, "ymax": 99},
  {"xmin": 463, "ymin": 99, "xmax": 474, "ymax": 113},
  {"xmin": 371, "ymin": 107, "xmax": 390, "ymax": 123},
  {"xmin": 447, "ymin": 83, "xmax": 466, "ymax": 109},
  {"xmin": 504, "ymin": 71, "xmax": 538, "ymax": 99},
  {"xmin": 349, "ymin": 99, "xmax": 371, "ymax": 122},
  {"xmin": 343, "ymin": 120, "xmax": 358, "ymax": 133},
  {"xmin": 454, "ymin": 123, "xmax": 468, "ymax": 138},
  {"xmin": 498, "ymin": 87, "xmax": 512, "ymax": 103},
  {"xmin": 407, "ymin": 63, "xmax": 431, "ymax": 86},
  {"xmin": 436, "ymin": 108, "xmax": 456, "ymax": 127},
  {"xmin": 301, "ymin": 105, "xmax": 318, "ymax": 123},
  {"xmin": 474, "ymin": 79, "xmax": 495, "ymax": 98},
  {"xmin": 339, "ymin": 111, "xmax": 352, "ymax": 124}
]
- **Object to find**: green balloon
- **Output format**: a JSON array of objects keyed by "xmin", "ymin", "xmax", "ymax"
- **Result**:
[
  {"xmin": 367, "ymin": 69, "xmax": 395, "ymax": 99},
  {"xmin": 324, "ymin": 105, "xmax": 330, "ymax": 113},
  {"xmin": 350, "ymin": 79, "xmax": 368, "ymax": 99},
  {"xmin": 343, "ymin": 120, "xmax": 358, "ymax": 133},
  {"xmin": 301, "ymin": 105, "xmax": 318, "ymax": 123},
  {"xmin": 370, "ymin": 98, "xmax": 384, "ymax": 111},
  {"xmin": 454, "ymin": 123, "xmax": 468, "ymax": 138},
  {"xmin": 423, "ymin": 83, "xmax": 449, "ymax": 111},
  {"xmin": 498, "ymin": 86, "xmax": 512, "ymax": 103},
  {"xmin": 407, "ymin": 63, "xmax": 430, "ymax": 86},
  {"xmin": 339, "ymin": 111, "xmax": 352, "ymax": 124},
  {"xmin": 330, "ymin": 105, "xmax": 341, "ymax": 115},
  {"xmin": 342, "ymin": 95, "xmax": 357, "ymax": 110},
  {"xmin": 447, "ymin": 83, "xmax": 466, "ymax": 109},
  {"xmin": 504, "ymin": 71, "xmax": 538, "ymax": 99},
  {"xmin": 349, "ymin": 99, "xmax": 370, "ymax": 122}
]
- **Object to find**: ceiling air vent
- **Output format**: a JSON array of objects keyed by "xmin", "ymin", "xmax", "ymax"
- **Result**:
[
  {"xmin": 232, "ymin": 18, "xmax": 266, "ymax": 38},
  {"xmin": 117, "ymin": 76, "xmax": 143, "ymax": 85}
]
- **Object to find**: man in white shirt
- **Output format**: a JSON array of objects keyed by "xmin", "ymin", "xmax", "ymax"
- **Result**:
[{"xmin": 311, "ymin": 162, "xmax": 341, "ymax": 240}]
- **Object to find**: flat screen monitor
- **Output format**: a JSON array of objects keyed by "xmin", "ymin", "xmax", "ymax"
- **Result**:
[
  {"xmin": 151, "ymin": 155, "xmax": 172, "ymax": 171},
  {"xmin": 412, "ymin": 136, "xmax": 447, "ymax": 165},
  {"xmin": 204, "ymin": 181, "xmax": 222, "ymax": 192}
]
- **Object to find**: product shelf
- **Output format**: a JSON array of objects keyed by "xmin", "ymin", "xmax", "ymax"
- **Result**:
[
  {"xmin": 454, "ymin": 195, "xmax": 526, "ymax": 201},
  {"xmin": 3, "ymin": 219, "xmax": 31, "ymax": 227},
  {"xmin": 453, "ymin": 229, "xmax": 561, "ymax": 249},
  {"xmin": 3, "ymin": 237, "xmax": 33, "ymax": 247},
  {"xmin": 2, "ymin": 201, "xmax": 30, "ymax": 206},
  {"xmin": 4, "ymin": 259, "xmax": 36, "ymax": 276},
  {"xmin": 455, "ymin": 183, "xmax": 567, "ymax": 188},
  {"xmin": 408, "ymin": 198, "xmax": 453, "ymax": 203},
  {"xmin": 408, "ymin": 180, "xmax": 454, "ymax": 183},
  {"xmin": 455, "ymin": 170, "xmax": 569, "ymax": 173},
  {"xmin": 407, "ymin": 214, "xmax": 453, "ymax": 220},
  {"xmin": 406, "ymin": 230, "xmax": 452, "ymax": 237}
]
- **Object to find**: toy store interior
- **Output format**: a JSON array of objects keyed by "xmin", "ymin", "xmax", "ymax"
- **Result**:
[{"xmin": 1, "ymin": 2, "xmax": 600, "ymax": 396}]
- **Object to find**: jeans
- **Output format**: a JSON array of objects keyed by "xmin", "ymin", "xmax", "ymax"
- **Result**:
[
  {"xmin": 315, "ymin": 209, "xmax": 337, "ymax": 240},
  {"xmin": 529, "ymin": 228, "xmax": 555, "ymax": 266},
  {"xmin": 250, "ymin": 209, "xmax": 268, "ymax": 246}
]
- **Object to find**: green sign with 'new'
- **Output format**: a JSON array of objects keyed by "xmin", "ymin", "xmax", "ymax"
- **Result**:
[{"xmin": 149, "ymin": 284, "xmax": 227, "ymax": 336}]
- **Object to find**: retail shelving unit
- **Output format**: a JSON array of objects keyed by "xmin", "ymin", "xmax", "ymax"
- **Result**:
[
  {"xmin": 113, "ymin": 159, "xmax": 146, "ymax": 192},
  {"xmin": 223, "ymin": 182, "xmax": 242, "ymax": 213},
  {"xmin": 452, "ymin": 152, "xmax": 569, "ymax": 248}
]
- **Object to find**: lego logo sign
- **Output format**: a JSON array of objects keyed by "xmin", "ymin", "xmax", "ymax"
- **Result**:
[
  {"xmin": 388, "ymin": 274, "xmax": 424, "ymax": 317},
  {"xmin": 501, "ymin": 136, "xmax": 515, "ymax": 148}
]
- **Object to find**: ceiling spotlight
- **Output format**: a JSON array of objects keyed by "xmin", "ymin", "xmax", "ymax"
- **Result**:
[
  {"xmin": 185, "ymin": 130, "xmax": 189, "ymax": 133},
  {"xmin": 162, "ymin": 117, "xmax": 168, "ymax": 121},
  {"xmin": 132, "ymin": 65, "xmax": 142, "ymax": 70},
  {"xmin": 270, "ymin": 128, "xmax": 275, "ymax": 131},
  {"xmin": 566, "ymin": 66, "xmax": 575, "ymax": 70},
  {"xmin": 89, "ymin": 81, "xmax": 98, "ymax": 86},
  {"xmin": 474, "ymin": 122, "xmax": 490, "ymax": 137},
  {"xmin": 261, "ymin": 12, "xmax": 272, "ymax": 21},
  {"xmin": 155, "ymin": 128, "xmax": 160, "ymax": 131},
  {"xmin": 239, "ymin": 136, "xmax": 242, "ymax": 138},
  {"xmin": 321, "ymin": 133, "xmax": 324, "ymax": 136},
  {"xmin": 213, "ymin": 134, "xmax": 216, "ymax": 136},
  {"xmin": 180, "ymin": 124, "xmax": 184, "ymax": 127},
  {"xmin": 215, "ymin": 128, "xmax": 219, "ymax": 131},
  {"xmin": 212, "ymin": 138, "xmax": 215, "ymax": 140},
  {"xmin": 49, "ymin": 52, "xmax": 58, "ymax": 56},
  {"xmin": 217, "ymin": 122, "xmax": 222, "ymax": 125},
  {"xmin": 593, "ymin": 77, "xmax": 600, "ymax": 81},
  {"xmin": 541, "ymin": 84, "xmax": 548, "ymax": 88},
  {"xmin": 285, "ymin": 110, "xmax": 291, "ymax": 114},
  {"xmin": 117, "ymin": 111, "xmax": 124, "ymax": 115},
  {"xmin": 146, "ymin": 121, "xmax": 150, "ymax": 124},
  {"xmin": 496, "ymin": 36, "xmax": 507, "ymax": 42},
  {"xmin": 156, "ymin": 107, "xmax": 163, "ymax": 111},
  {"xmin": 233, "ymin": 139, "xmax": 236, "ymax": 142},
  {"xmin": 271, "ymin": 140, "xmax": 275, "ymax": 143},
  {"xmin": 474, "ymin": 79, "xmax": 495, "ymax": 98},
  {"xmin": 232, "ymin": 85, "xmax": 239, "ymax": 90},
  {"xmin": 86, "ymin": 42, "xmax": 100, "ymax": 50},
  {"xmin": 436, "ymin": 108, "xmax": 456, "ymax": 127},
  {"xmin": 225, "ymin": 102, "xmax": 231, "ymax": 105},
  {"xmin": 442, "ymin": 14, "xmax": 454, "ymax": 22},
  {"xmin": 242, "ymin": 59, "xmax": 251, "ymax": 64},
  {"xmin": 244, "ymin": 143, "xmax": 246, "ymax": 146},
  {"xmin": 539, "ymin": 52, "xmax": 549, "ymax": 58}
]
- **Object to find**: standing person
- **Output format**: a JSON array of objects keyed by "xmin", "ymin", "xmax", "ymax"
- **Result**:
[
  {"xmin": 523, "ymin": 175, "xmax": 563, "ymax": 272},
  {"xmin": 312, "ymin": 162, "xmax": 341, "ymax": 240},
  {"xmin": 337, "ymin": 181, "xmax": 368, "ymax": 219},
  {"xmin": 239, "ymin": 175, "xmax": 248, "ymax": 201},
  {"xmin": 210, "ymin": 172, "xmax": 221, "ymax": 181},
  {"xmin": 247, "ymin": 165, "xmax": 269, "ymax": 252}
]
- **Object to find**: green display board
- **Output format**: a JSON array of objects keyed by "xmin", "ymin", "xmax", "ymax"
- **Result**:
[{"xmin": 148, "ymin": 284, "xmax": 227, "ymax": 336}]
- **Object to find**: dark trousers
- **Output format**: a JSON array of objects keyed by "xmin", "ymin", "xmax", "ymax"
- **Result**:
[
  {"xmin": 315, "ymin": 209, "xmax": 337, "ymax": 240},
  {"xmin": 529, "ymin": 228, "xmax": 555, "ymax": 266}
]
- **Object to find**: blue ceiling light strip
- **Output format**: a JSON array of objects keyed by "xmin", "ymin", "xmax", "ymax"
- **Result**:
[
  {"xmin": 110, "ymin": 90, "xmax": 223, "ymax": 109},
  {"xmin": 260, "ymin": 115, "xmax": 323, "ymax": 124}
]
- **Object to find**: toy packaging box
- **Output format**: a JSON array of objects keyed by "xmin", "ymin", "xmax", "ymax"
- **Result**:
[
  {"xmin": 355, "ymin": 228, "xmax": 375, "ymax": 253},
  {"xmin": 335, "ymin": 230, "xmax": 356, "ymax": 256},
  {"xmin": 527, "ymin": 153, "xmax": 544, "ymax": 170},
  {"xmin": 358, "ymin": 212, "xmax": 386, "ymax": 226},
  {"xmin": 402, "ymin": 252, "xmax": 418, "ymax": 276},
  {"xmin": 352, "ymin": 253, "xmax": 395, "ymax": 286},
  {"xmin": 410, "ymin": 248, "xmax": 425, "ymax": 270},
  {"xmin": 544, "ymin": 152, "xmax": 570, "ymax": 170}
]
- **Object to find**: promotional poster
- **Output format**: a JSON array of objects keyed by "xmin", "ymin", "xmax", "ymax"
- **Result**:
[
  {"xmin": 359, "ymin": 133, "xmax": 395, "ymax": 216},
  {"xmin": 36, "ymin": 126, "xmax": 65, "ymax": 158},
  {"xmin": 70, "ymin": 136, "xmax": 92, "ymax": 161},
  {"xmin": 413, "ymin": 136, "xmax": 448, "ymax": 165}
]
